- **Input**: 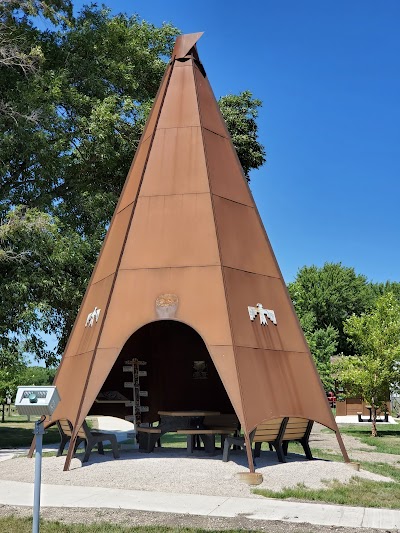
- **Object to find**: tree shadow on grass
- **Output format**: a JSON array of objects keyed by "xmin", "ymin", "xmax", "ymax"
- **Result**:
[{"xmin": 0, "ymin": 426, "xmax": 60, "ymax": 448}]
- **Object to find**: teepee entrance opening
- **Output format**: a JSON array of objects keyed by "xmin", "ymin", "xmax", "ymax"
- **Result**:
[{"xmin": 89, "ymin": 320, "xmax": 234, "ymax": 425}]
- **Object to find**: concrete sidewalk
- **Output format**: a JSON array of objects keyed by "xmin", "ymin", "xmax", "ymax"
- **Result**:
[{"xmin": 0, "ymin": 480, "xmax": 399, "ymax": 530}]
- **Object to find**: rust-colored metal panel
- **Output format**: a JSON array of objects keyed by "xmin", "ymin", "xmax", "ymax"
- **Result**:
[
  {"xmin": 140, "ymin": 127, "xmax": 209, "ymax": 197},
  {"xmin": 64, "ymin": 274, "xmax": 114, "ymax": 357},
  {"xmin": 73, "ymin": 347, "xmax": 120, "ymax": 431},
  {"xmin": 172, "ymin": 32, "xmax": 203, "ymax": 59},
  {"xmin": 98, "ymin": 267, "xmax": 233, "ymax": 350},
  {"xmin": 117, "ymin": 136, "xmax": 152, "ymax": 213},
  {"xmin": 141, "ymin": 63, "xmax": 173, "ymax": 143},
  {"xmin": 92, "ymin": 206, "xmax": 132, "ymax": 284},
  {"xmin": 157, "ymin": 63, "xmax": 201, "ymax": 130},
  {"xmin": 235, "ymin": 347, "xmax": 337, "ymax": 433},
  {"xmin": 212, "ymin": 195, "xmax": 281, "ymax": 277},
  {"xmin": 202, "ymin": 130, "xmax": 253, "ymax": 206},
  {"xmin": 223, "ymin": 267, "xmax": 309, "ymax": 353},
  {"xmin": 193, "ymin": 63, "xmax": 229, "ymax": 139},
  {"xmin": 119, "ymin": 194, "xmax": 220, "ymax": 269},
  {"xmin": 51, "ymin": 351, "xmax": 94, "ymax": 422},
  {"xmin": 208, "ymin": 345, "xmax": 245, "ymax": 425}
]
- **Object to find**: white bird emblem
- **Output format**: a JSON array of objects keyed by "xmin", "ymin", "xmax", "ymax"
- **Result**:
[
  {"xmin": 248, "ymin": 303, "xmax": 277, "ymax": 326},
  {"xmin": 85, "ymin": 307, "xmax": 101, "ymax": 327}
]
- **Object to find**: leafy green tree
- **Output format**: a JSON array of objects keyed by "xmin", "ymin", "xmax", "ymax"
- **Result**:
[
  {"xmin": 288, "ymin": 262, "xmax": 374, "ymax": 356},
  {"xmin": 0, "ymin": 357, "xmax": 56, "ymax": 421},
  {"xmin": 370, "ymin": 281, "xmax": 400, "ymax": 304},
  {"xmin": 0, "ymin": 349, "xmax": 25, "ymax": 422},
  {"xmin": 0, "ymin": 0, "xmax": 72, "ymax": 123},
  {"xmin": 0, "ymin": 206, "xmax": 96, "ymax": 364},
  {"xmin": 218, "ymin": 91, "xmax": 266, "ymax": 179},
  {"xmin": 299, "ymin": 312, "xmax": 338, "ymax": 391},
  {"xmin": 19, "ymin": 365, "xmax": 57, "ymax": 386},
  {"xmin": 334, "ymin": 292, "xmax": 400, "ymax": 436},
  {"xmin": 0, "ymin": 2, "xmax": 267, "ymax": 364}
]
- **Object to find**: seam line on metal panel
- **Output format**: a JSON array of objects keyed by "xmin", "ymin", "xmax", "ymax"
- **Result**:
[
  {"xmin": 133, "ymin": 192, "xmax": 253, "ymax": 208},
  {"xmin": 137, "ymin": 192, "xmax": 211, "ymax": 199},
  {"xmin": 153, "ymin": 126, "xmax": 229, "ymax": 138},
  {"xmin": 114, "ymin": 266, "xmax": 281, "ymax": 278},
  {"xmin": 211, "ymin": 193, "xmax": 254, "ymax": 208},
  {"xmin": 68, "ymin": 347, "xmax": 120, "ymax": 358},
  {"xmin": 233, "ymin": 346, "xmax": 309, "ymax": 353},
  {"xmin": 221, "ymin": 266, "xmax": 281, "ymax": 278},
  {"xmin": 90, "ymin": 272, "xmax": 115, "ymax": 286}
]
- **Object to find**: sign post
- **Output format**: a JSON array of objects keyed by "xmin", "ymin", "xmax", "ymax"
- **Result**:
[{"xmin": 15, "ymin": 386, "xmax": 60, "ymax": 533}]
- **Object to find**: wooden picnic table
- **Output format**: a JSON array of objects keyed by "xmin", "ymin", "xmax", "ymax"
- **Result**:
[
  {"xmin": 357, "ymin": 406, "xmax": 389, "ymax": 422},
  {"xmin": 157, "ymin": 410, "xmax": 220, "ymax": 430},
  {"xmin": 137, "ymin": 410, "xmax": 221, "ymax": 453},
  {"xmin": 157, "ymin": 410, "xmax": 220, "ymax": 417}
]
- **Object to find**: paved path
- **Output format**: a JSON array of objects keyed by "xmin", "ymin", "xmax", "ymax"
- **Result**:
[{"xmin": 0, "ymin": 480, "xmax": 399, "ymax": 530}]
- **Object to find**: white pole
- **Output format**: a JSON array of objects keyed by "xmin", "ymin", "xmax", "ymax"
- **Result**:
[{"xmin": 32, "ymin": 417, "xmax": 45, "ymax": 533}]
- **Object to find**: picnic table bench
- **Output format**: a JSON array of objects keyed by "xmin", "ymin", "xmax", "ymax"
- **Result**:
[
  {"xmin": 137, "ymin": 412, "xmax": 239, "ymax": 454},
  {"xmin": 357, "ymin": 407, "xmax": 389, "ymax": 423}
]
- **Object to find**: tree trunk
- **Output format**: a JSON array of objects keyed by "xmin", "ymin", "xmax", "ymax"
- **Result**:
[
  {"xmin": 1, "ymin": 404, "xmax": 5, "ymax": 423},
  {"xmin": 371, "ymin": 402, "xmax": 377, "ymax": 437}
]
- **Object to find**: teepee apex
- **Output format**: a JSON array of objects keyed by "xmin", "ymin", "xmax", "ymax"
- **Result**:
[{"xmin": 172, "ymin": 32, "xmax": 204, "ymax": 59}]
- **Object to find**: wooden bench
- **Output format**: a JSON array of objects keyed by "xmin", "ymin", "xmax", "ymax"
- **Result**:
[
  {"xmin": 136, "ymin": 427, "xmax": 162, "ymax": 453},
  {"xmin": 223, "ymin": 417, "xmax": 286, "ymax": 462},
  {"xmin": 57, "ymin": 419, "xmax": 120, "ymax": 463},
  {"xmin": 223, "ymin": 417, "xmax": 314, "ymax": 463},
  {"xmin": 280, "ymin": 417, "xmax": 314, "ymax": 460}
]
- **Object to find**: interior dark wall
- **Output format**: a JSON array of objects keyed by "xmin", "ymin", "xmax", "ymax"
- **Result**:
[{"xmin": 89, "ymin": 320, "xmax": 233, "ymax": 422}]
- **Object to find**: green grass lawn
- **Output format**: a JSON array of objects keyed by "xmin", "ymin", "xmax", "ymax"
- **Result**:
[
  {"xmin": 0, "ymin": 415, "xmax": 99, "ymax": 449},
  {"xmin": 330, "ymin": 423, "xmax": 400, "ymax": 455},
  {"xmin": 0, "ymin": 422, "xmax": 60, "ymax": 448},
  {"xmin": 0, "ymin": 419, "xmax": 60, "ymax": 448},
  {"xmin": 0, "ymin": 518, "xmax": 263, "ymax": 533},
  {"xmin": 254, "ymin": 476, "xmax": 400, "ymax": 509},
  {"xmin": 254, "ymin": 443, "xmax": 400, "ymax": 509}
]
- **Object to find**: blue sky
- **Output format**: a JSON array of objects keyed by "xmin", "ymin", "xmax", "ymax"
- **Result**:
[
  {"xmin": 68, "ymin": 0, "xmax": 400, "ymax": 285},
  {"xmin": 33, "ymin": 1, "xmax": 400, "ymax": 365},
  {"xmin": 64, "ymin": 0, "xmax": 400, "ymax": 284}
]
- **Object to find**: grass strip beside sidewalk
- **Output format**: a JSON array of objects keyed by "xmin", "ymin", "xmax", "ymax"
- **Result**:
[
  {"xmin": 1, "ymin": 517, "xmax": 265, "ymax": 533},
  {"xmin": 254, "ymin": 445, "xmax": 400, "ymax": 509}
]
